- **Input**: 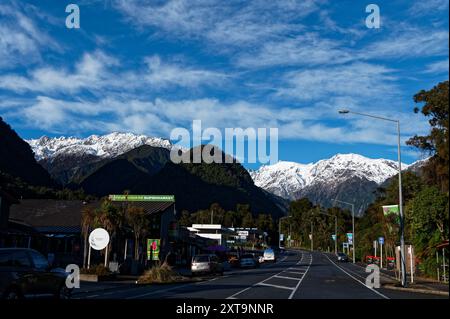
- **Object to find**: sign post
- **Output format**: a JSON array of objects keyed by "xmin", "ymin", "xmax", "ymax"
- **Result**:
[
  {"xmin": 378, "ymin": 237, "xmax": 384, "ymax": 269},
  {"xmin": 88, "ymin": 228, "xmax": 110, "ymax": 268}
]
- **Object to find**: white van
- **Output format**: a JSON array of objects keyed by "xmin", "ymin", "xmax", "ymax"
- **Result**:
[{"xmin": 263, "ymin": 248, "xmax": 276, "ymax": 262}]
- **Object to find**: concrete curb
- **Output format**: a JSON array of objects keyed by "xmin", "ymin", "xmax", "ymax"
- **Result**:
[{"xmin": 382, "ymin": 284, "xmax": 449, "ymax": 296}]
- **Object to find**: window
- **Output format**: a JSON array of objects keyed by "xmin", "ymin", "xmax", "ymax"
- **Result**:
[
  {"xmin": 193, "ymin": 256, "xmax": 209, "ymax": 263},
  {"xmin": 13, "ymin": 251, "xmax": 31, "ymax": 268},
  {"xmin": 29, "ymin": 250, "xmax": 49, "ymax": 270}
]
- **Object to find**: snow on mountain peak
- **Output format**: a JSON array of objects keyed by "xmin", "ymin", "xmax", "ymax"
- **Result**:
[
  {"xmin": 249, "ymin": 154, "xmax": 410, "ymax": 200},
  {"xmin": 27, "ymin": 132, "xmax": 173, "ymax": 161}
]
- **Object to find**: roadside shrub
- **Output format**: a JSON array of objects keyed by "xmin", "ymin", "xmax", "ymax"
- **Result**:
[
  {"xmin": 81, "ymin": 265, "xmax": 111, "ymax": 276},
  {"xmin": 138, "ymin": 264, "xmax": 182, "ymax": 284}
]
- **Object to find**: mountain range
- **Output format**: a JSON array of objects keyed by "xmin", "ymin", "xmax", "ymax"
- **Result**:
[
  {"xmin": 249, "ymin": 154, "xmax": 426, "ymax": 216},
  {"xmin": 25, "ymin": 133, "xmax": 427, "ymax": 216},
  {"xmin": 2, "ymin": 125, "xmax": 285, "ymax": 217}
]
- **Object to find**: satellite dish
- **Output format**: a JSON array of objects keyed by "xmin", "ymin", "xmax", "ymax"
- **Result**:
[{"xmin": 89, "ymin": 228, "xmax": 110, "ymax": 250}]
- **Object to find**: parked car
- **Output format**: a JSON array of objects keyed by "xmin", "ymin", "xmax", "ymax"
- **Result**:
[
  {"xmin": 0, "ymin": 248, "xmax": 72, "ymax": 299},
  {"xmin": 263, "ymin": 248, "xmax": 276, "ymax": 262},
  {"xmin": 336, "ymin": 252, "xmax": 349, "ymax": 262},
  {"xmin": 191, "ymin": 254, "xmax": 224, "ymax": 276},
  {"xmin": 239, "ymin": 254, "xmax": 259, "ymax": 268}
]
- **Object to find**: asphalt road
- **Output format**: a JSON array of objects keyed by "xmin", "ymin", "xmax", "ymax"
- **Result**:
[{"xmin": 73, "ymin": 250, "xmax": 445, "ymax": 299}]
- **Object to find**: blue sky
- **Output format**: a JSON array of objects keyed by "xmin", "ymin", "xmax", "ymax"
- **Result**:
[{"xmin": 0, "ymin": 0, "xmax": 448, "ymax": 169}]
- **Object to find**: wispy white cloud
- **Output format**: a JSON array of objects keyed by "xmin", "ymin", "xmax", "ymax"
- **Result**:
[
  {"xmin": 0, "ymin": 52, "xmax": 228, "ymax": 94},
  {"xmin": 144, "ymin": 55, "xmax": 228, "ymax": 88},
  {"xmin": 276, "ymin": 63, "xmax": 398, "ymax": 101},
  {"xmin": 361, "ymin": 29, "xmax": 449, "ymax": 60},
  {"xmin": 423, "ymin": 59, "xmax": 449, "ymax": 74},
  {"xmin": 9, "ymin": 94, "xmax": 426, "ymax": 147},
  {"xmin": 0, "ymin": 1, "xmax": 61, "ymax": 69},
  {"xmin": 408, "ymin": 0, "xmax": 449, "ymax": 15},
  {"xmin": 236, "ymin": 33, "xmax": 352, "ymax": 68},
  {"xmin": 114, "ymin": 0, "xmax": 321, "ymax": 47}
]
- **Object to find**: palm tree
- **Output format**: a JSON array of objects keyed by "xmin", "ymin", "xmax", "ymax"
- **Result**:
[
  {"xmin": 81, "ymin": 207, "xmax": 95, "ymax": 268},
  {"xmin": 125, "ymin": 206, "xmax": 148, "ymax": 261},
  {"xmin": 95, "ymin": 200, "xmax": 122, "ymax": 266}
]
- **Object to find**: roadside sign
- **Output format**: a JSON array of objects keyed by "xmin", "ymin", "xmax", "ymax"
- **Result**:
[
  {"xmin": 378, "ymin": 237, "xmax": 384, "ymax": 245},
  {"xmin": 279, "ymin": 234, "xmax": 284, "ymax": 241},
  {"xmin": 347, "ymin": 233, "xmax": 353, "ymax": 245},
  {"xmin": 147, "ymin": 239, "xmax": 160, "ymax": 261},
  {"xmin": 331, "ymin": 234, "xmax": 336, "ymax": 241},
  {"xmin": 89, "ymin": 228, "xmax": 110, "ymax": 250}
]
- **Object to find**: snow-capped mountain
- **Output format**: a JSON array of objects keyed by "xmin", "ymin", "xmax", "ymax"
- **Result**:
[
  {"xmin": 26, "ymin": 132, "xmax": 173, "ymax": 185},
  {"xmin": 249, "ymin": 153, "xmax": 417, "ymax": 216},
  {"xmin": 27, "ymin": 132, "xmax": 173, "ymax": 161},
  {"xmin": 249, "ymin": 161, "xmax": 314, "ymax": 199}
]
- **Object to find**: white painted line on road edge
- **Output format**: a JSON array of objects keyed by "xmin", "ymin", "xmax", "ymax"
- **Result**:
[{"xmin": 322, "ymin": 253, "xmax": 390, "ymax": 300}]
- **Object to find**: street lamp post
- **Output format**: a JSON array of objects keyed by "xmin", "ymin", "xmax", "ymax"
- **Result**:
[
  {"xmin": 339, "ymin": 109, "xmax": 407, "ymax": 287},
  {"xmin": 334, "ymin": 199, "xmax": 355, "ymax": 263}
]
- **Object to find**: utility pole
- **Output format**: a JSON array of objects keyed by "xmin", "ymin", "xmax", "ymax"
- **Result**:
[
  {"xmin": 339, "ymin": 109, "xmax": 407, "ymax": 286},
  {"xmin": 310, "ymin": 222, "xmax": 313, "ymax": 251}
]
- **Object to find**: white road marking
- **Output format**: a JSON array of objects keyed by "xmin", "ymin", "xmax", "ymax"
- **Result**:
[
  {"xmin": 285, "ymin": 271, "xmax": 305, "ymax": 275},
  {"xmin": 274, "ymin": 275, "xmax": 302, "ymax": 281},
  {"xmin": 288, "ymin": 253, "xmax": 312, "ymax": 299},
  {"xmin": 322, "ymin": 253, "xmax": 390, "ymax": 300},
  {"xmin": 227, "ymin": 251, "xmax": 311, "ymax": 299},
  {"xmin": 256, "ymin": 282, "xmax": 295, "ymax": 290}
]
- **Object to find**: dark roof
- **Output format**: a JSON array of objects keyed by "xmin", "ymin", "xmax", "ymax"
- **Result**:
[
  {"xmin": 9, "ymin": 199, "xmax": 99, "ymax": 228},
  {"xmin": 111, "ymin": 200, "xmax": 175, "ymax": 215},
  {"xmin": 35, "ymin": 225, "xmax": 81, "ymax": 234}
]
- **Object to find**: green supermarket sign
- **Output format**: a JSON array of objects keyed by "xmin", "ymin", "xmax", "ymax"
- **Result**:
[{"xmin": 109, "ymin": 195, "xmax": 175, "ymax": 202}]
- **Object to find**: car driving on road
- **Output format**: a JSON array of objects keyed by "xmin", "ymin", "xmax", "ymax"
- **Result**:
[
  {"xmin": 191, "ymin": 254, "xmax": 224, "ymax": 276},
  {"xmin": 263, "ymin": 248, "xmax": 276, "ymax": 262},
  {"xmin": 336, "ymin": 252, "xmax": 349, "ymax": 262},
  {"xmin": 0, "ymin": 248, "xmax": 72, "ymax": 299},
  {"xmin": 239, "ymin": 254, "xmax": 259, "ymax": 268}
]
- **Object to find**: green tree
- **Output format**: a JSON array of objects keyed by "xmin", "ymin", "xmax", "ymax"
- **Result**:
[
  {"xmin": 178, "ymin": 210, "xmax": 192, "ymax": 227},
  {"xmin": 81, "ymin": 206, "xmax": 95, "ymax": 268},
  {"xmin": 407, "ymin": 80, "xmax": 449, "ymax": 192},
  {"xmin": 407, "ymin": 186, "xmax": 449, "ymax": 276},
  {"xmin": 126, "ymin": 206, "xmax": 148, "ymax": 260}
]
